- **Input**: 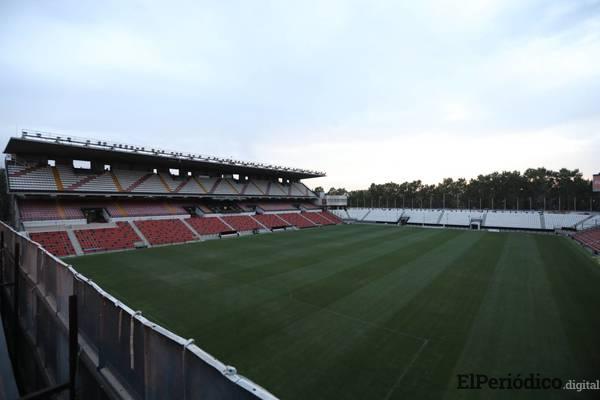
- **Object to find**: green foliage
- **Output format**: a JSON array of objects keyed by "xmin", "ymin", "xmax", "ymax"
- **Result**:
[
  {"xmin": 327, "ymin": 187, "xmax": 348, "ymax": 195},
  {"xmin": 348, "ymin": 167, "xmax": 597, "ymax": 210}
]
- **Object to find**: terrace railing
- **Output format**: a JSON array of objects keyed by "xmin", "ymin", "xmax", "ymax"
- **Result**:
[{"xmin": 0, "ymin": 221, "xmax": 276, "ymax": 400}]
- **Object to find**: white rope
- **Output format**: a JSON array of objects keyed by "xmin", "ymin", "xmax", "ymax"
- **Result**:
[
  {"xmin": 130, "ymin": 311, "xmax": 141, "ymax": 369},
  {"xmin": 182, "ymin": 338, "xmax": 195, "ymax": 400},
  {"xmin": 118, "ymin": 308, "xmax": 123, "ymax": 342}
]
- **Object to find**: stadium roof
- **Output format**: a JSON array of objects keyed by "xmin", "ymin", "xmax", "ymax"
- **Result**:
[{"xmin": 4, "ymin": 130, "xmax": 325, "ymax": 179}]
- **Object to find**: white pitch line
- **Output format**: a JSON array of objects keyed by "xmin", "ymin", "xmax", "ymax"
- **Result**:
[
  {"xmin": 183, "ymin": 265, "xmax": 433, "ymax": 392},
  {"xmin": 383, "ymin": 337, "xmax": 430, "ymax": 400},
  {"xmin": 288, "ymin": 290, "xmax": 429, "ymax": 344}
]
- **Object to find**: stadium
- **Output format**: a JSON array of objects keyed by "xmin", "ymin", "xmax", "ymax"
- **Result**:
[{"xmin": 0, "ymin": 130, "xmax": 599, "ymax": 399}]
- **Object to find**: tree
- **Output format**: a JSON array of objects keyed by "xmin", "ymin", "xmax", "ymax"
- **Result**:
[
  {"xmin": 346, "ymin": 167, "xmax": 598, "ymax": 211},
  {"xmin": 327, "ymin": 187, "xmax": 348, "ymax": 195}
]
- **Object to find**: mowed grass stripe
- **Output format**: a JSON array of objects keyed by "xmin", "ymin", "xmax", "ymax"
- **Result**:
[
  {"xmin": 246, "ymin": 309, "xmax": 423, "ymax": 400},
  {"xmin": 69, "ymin": 225, "xmax": 600, "ymax": 400},
  {"xmin": 448, "ymin": 234, "xmax": 576, "ymax": 400},
  {"xmin": 215, "ymin": 225, "xmax": 429, "ymax": 288},
  {"xmin": 71, "ymin": 225, "xmax": 395, "ymax": 330},
  {"xmin": 255, "ymin": 227, "xmax": 445, "ymax": 294},
  {"xmin": 327, "ymin": 229, "xmax": 487, "ymax": 325},
  {"xmin": 535, "ymin": 236, "xmax": 600, "ymax": 383},
  {"xmin": 247, "ymin": 231, "xmax": 503, "ymax": 400},
  {"xmin": 291, "ymin": 229, "xmax": 462, "ymax": 308},
  {"xmin": 382, "ymin": 232, "xmax": 508, "ymax": 399},
  {"xmin": 152, "ymin": 227, "xmax": 433, "ymax": 333},
  {"xmin": 190, "ymin": 229, "xmax": 446, "ymax": 360},
  {"xmin": 194, "ymin": 227, "xmax": 445, "ymax": 334}
]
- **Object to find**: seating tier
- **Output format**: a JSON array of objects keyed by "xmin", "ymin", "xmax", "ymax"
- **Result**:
[
  {"xmin": 253, "ymin": 214, "xmax": 291, "ymax": 229},
  {"xmin": 134, "ymin": 219, "xmax": 194, "ymax": 245},
  {"xmin": 75, "ymin": 222, "xmax": 141, "ymax": 253},
  {"xmin": 220, "ymin": 215, "xmax": 263, "ymax": 232},
  {"xmin": 278, "ymin": 213, "xmax": 315, "ymax": 228},
  {"xmin": 187, "ymin": 217, "xmax": 232, "ymax": 235},
  {"xmin": 29, "ymin": 231, "xmax": 75, "ymax": 257},
  {"xmin": 302, "ymin": 212, "xmax": 335, "ymax": 225}
]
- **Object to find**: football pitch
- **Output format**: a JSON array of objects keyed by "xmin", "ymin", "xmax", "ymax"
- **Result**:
[{"xmin": 70, "ymin": 224, "xmax": 600, "ymax": 399}]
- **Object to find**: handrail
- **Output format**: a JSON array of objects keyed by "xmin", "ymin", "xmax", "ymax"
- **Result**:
[
  {"xmin": 0, "ymin": 220, "xmax": 278, "ymax": 400},
  {"xmin": 17, "ymin": 130, "xmax": 326, "ymax": 177}
]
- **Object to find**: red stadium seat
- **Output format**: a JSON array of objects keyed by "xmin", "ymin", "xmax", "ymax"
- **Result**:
[
  {"xmin": 187, "ymin": 216, "xmax": 232, "ymax": 235},
  {"xmin": 75, "ymin": 222, "xmax": 142, "ymax": 253},
  {"xmin": 278, "ymin": 213, "xmax": 316, "ymax": 228},
  {"xmin": 29, "ymin": 231, "xmax": 76, "ymax": 257},
  {"xmin": 134, "ymin": 219, "xmax": 195, "ymax": 245},
  {"xmin": 220, "ymin": 215, "xmax": 262, "ymax": 232},
  {"xmin": 322, "ymin": 211, "xmax": 343, "ymax": 224},
  {"xmin": 253, "ymin": 214, "xmax": 291, "ymax": 229},
  {"xmin": 573, "ymin": 228, "xmax": 600, "ymax": 253},
  {"xmin": 106, "ymin": 201, "xmax": 187, "ymax": 217},
  {"xmin": 20, "ymin": 200, "xmax": 85, "ymax": 221},
  {"xmin": 302, "ymin": 211, "xmax": 335, "ymax": 226}
]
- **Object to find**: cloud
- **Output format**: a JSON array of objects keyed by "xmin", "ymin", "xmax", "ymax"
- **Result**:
[
  {"xmin": 481, "ymin": 17, "xmax": 600, "ymax": 91},
  {"xmin": 260, "ymin": 116, "xmax": 600, "ymax": 190},
  {"xmin": 0, "ymin": 0, "xmax": 599, "ymax": 186}
]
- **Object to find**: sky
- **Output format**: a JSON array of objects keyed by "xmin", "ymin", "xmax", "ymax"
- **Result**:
[{"xmin": 1, "ymin": 0, "xmax": 599, "ymax": 190}]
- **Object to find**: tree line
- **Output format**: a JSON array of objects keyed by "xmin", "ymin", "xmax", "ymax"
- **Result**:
[{"xmin": 315, "ymin": 168, "xmax": 600, "ymax": 211}]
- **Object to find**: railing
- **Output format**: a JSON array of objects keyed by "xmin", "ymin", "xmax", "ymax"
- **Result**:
[
  {"xmin": 0, "ymin": 221, "xmax": 277, "ymax": 400},
  {"xmin": 17, "ymin": 130, "xmax": 325, "ymax": 177}
]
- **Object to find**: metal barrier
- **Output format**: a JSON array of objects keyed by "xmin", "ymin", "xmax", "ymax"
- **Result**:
[{"xmin": 0, "ymin": 221, "xmax": 277, "ymax": 400}]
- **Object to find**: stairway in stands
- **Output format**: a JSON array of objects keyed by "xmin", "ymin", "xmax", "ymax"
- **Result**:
[
  {"xmin": 126, "ymin": 173, "xmax": 152, "ymax": 191},
  {"xmin": 74, "ymin": 223, "xmax": 143, "ymax": 253},
  {"xmin": 134, "ymin": 219, "xmax": 195, "ymax": 245},
  {"xmin": 9, "ymin": 164, "xmax": 41, "ymax": 177},
  {"xmin": 66, "ymin": 174, "xmax": 99, "ymax": 190},
  {"xmin": 110, "ymin": 171, "xmax": 124, "ymax": 192},
  {"xmin": 279, "ymin": 213, "xmax": 315, "ymax": 228},
  {"xmin": 250, "ymin": 215, "xmax": 269, "ymax": 230},
  {"xmin": 539, "ymin": 213, "xmax": 546, "ymax": 230},
  {"xmin": 128, "ymin": 221, "xmax": 150, "ymax": 246},
  {"xmin": 180, "ymin": 218, "xmax": 201, "ymax": 238},
  {"xmin": 576, "ymin": 214, "xmax": 595, "ymax": 230},
  {"xmin": 436, "ymin": 211, "xmax": 445, "ymax": 225},
  {"xmin": 361, "ymin": 209, "xmax": 371, "ymax": 221},
  {"xmin": 218, "ymin": 216, "xmax": 236, "ymax": 231},
  {"xmin": 66, "ymin": 230, "xmax": 84, "ymax": 255},
  {"xmin": 187, "ymin": 216, "xmax": 232, "ymax": 235}
]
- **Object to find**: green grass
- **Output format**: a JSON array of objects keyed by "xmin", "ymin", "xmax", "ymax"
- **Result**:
[{"xmin": 70, "ymin": 225, "xmax": 600, "ymax": 399}]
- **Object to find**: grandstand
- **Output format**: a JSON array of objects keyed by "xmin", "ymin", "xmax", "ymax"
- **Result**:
[
  {"xmin": 334, "ymin": 207, "xmax": 599, "ymax": 232},
  {"xmin": 4, "ymin": 131, "xmax": 344, "ymax": 257},
  {"xmin": 1, "ymin": 131, "xmax": 349, "ymax": 399},
  {"xmin": 573, "ymin": 227, "xmax": 600, "ymax": 253}
]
